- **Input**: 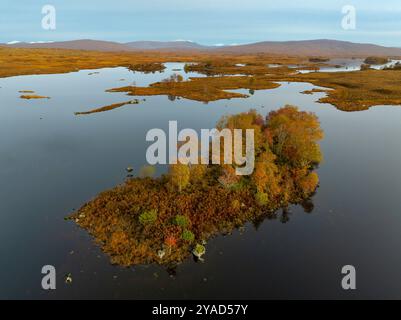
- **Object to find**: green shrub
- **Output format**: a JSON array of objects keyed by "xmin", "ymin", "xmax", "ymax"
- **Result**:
[
  {"xmin": 255, "ymin": 192, "xmax": 269, "ymax": 206},
  {"xmin": 139, "ymin": 209, "xmax": 158, "ymax": 225},
  {"xmin": 182, "ymin": 229, "xmax": 195, "ymax": 243},
  {"xmin": 193, "ymin": 243, "xmax": 206, "ymax": 257},
  {"xmin": 230, "ymin": 178, "xmax": 247, "ymax": 191},
  {"xmin": 174, "ymin": 214, "xmax": 190, "ymax": 228}
]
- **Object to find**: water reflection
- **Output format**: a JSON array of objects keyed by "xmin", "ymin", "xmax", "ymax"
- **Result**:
[
  {"xmin": 1, "ymin": 63, "xmax": 401, "ymax": 299},
  {"xmin": 299, "ymin": 58, "xmax": 401, "ymax": 73}
]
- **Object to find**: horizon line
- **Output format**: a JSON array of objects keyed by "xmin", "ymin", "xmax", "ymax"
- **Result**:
[{"xmin": 2, "ymin": 38, "xmax": 401, "ymax": 48}]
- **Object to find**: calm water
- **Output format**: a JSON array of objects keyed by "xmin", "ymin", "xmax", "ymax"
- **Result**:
[
  {"xmin": 1, "ymin": 63, "xmax": 401, "ymax": 299},
  {"xmin": 299, "ymin": 58, "xmax": 401, "ymax": 73}
]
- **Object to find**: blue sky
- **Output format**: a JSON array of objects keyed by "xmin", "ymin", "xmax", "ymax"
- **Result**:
[{"xmin": 1, "ymin": 0, "xmax": 401, "ymax": 46}]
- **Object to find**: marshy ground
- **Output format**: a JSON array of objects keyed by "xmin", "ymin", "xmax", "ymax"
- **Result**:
[
  {"xmin": 3, "ymin": 48, "xmax": 401, "ymax": 298},
  {"xmin": 2, "ymin": 47, "xmax": 401, "ymax": 112}
]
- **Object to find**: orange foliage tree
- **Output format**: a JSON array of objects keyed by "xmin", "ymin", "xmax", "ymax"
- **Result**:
[{"xmin": 266, "ymin": 105, "xmax": 324, "ymax": 167}]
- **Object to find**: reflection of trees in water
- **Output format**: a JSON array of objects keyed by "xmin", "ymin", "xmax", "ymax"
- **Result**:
[
  {"xmin": 164, "ymin": 193, "xmax": 318, "ymax": 274},
  {"xmin": 166, "ymin": 266, "xmax": 177, "ymax": 277},
  {"xmin": 301, "ymin": 197, "xmax": 315, "ymax": 214},
  {"xmin": 251, "ymin": 193, "xmax": 316, "ymax": 229}
]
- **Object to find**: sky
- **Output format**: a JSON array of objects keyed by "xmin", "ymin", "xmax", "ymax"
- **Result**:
[{"xmin": 1, "ymin": 0, "xmax": 401, "ymax": 46}]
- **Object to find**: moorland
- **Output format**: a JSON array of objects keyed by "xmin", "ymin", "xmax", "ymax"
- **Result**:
[
  {"xmin": 3, "ymin": 45, "xmax": 401, "ymax": 112},
  {"xmin": 4, "ymin": 43, "xmax": 401, "ymax": 266}
]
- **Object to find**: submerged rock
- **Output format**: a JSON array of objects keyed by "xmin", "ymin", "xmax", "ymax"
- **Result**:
[{"xmin": 65, "ymin": 273, "xmax": 72, "ymax": 284}]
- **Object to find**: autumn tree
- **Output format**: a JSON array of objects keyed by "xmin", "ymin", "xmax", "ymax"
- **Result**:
[
  {"xmin": 169, "ymin": 163, "xmax": 190, "ymax": 192},
  {"xmin": 216, "ymin": 109, "xmax": 266, "ymax": 169},
  {"xmin": 266, "ymin": 105, "xmax": 323, "ymax": 167},
  {"xmin": 217, "ymin": 165, "xmax": 240, "ymax": 188},
  {"xmin": 295, "ymin": 169, "xmax": 319, "ymax": 197},
  {"xmin": 189, "ymin": 164, "xmax": 207, "ymax": 184},
  {"xmin": 251, "ymin": 149, "xmax": 281, "ymax": 200},
  {"xmin": 217, "ymin": 109, "xmax": 265, "ymax": 151}
]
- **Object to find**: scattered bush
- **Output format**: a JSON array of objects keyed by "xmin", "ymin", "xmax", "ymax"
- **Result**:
[
  {"xmin": 138, "ymin": 209, "xmax": 158, "ymax": 225},
  {"xmin": 255, "ymin": 192, "xmax": 269, "ymax": 206},
  {"xmin": 193, "ymin": 243, "xmax": 206, "ymax": 258},
  {"xmin": 165, "ymin": 235, "xmax": 177, "ymax": 247},
  {"xmin": 174, "ymin": 214, "xmax": 190, "ymax": 228},
  {"xmin": 182, "ymin": 229, "xmax": 195, "ymax": 243}
]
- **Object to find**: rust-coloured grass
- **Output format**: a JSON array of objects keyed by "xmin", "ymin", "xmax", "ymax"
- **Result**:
[
  {"xmin": 3, "ymin": 47, "xmax": 401, "ymax": 111},
  {"xmin": 279, "ymin": 69, "xmax": 401, "ymax": 111},
  {"xmin": 107, "ymin": 75, "xmax": 281, "ymax": 102},
  {"xmin": 20, "ymin": 94, "xmax": 50, "ymax": 99}
]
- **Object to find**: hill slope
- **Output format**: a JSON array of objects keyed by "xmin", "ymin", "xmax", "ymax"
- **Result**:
[
  {"xmin": 124, "ymin": 40, "xmax": 209, "ymax": 50},
  {"xmin": 5, "ymin": 39, "xmax": 130, "ymax": 51},
  {"xmin": 3, "ymin": 39, "xmax": 401, "ymax": 57},
  {"xmin": 217, "ymin": 39, "xmax": 401, "ymax": 57}
]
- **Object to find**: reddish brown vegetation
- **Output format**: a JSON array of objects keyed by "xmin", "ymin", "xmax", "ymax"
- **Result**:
[{"xmin": 70, "ymin": 106, "xmax": 323, "ymax": 267}]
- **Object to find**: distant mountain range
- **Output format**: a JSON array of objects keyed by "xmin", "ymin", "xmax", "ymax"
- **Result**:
[
  {"xmin": 1, "ymin": 39, "xmax": 212, "ymax": 51},
  {"xmin": 3, "ymin": 39, "xmax": 131, "ymax": 51},
  {"xmin": 125, "ymin": 40, "xmax": 207, "ymax": 50},
  {"xmin": 3, "ymin": 39, "xmax": 401, "ymax": 57}
]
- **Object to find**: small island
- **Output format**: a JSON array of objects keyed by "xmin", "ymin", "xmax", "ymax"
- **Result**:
[
  {"xmin": 70, "ymin": 105, "xmax": 324, "ymax": 267},
  {"xmin": 129, "ymin": 62, "xmax": 166, "ymax": 74},
  {"xmin": 308, "ymin": 57, "xmax": 330, "ymax": 63},
  {"xmin": 364, "ymin": 56, "xmax": 390, "ymax": 65},
  {"xmin": 19, "ymin": 90, "xmax": 50, "ymax": 99},
  {"xmin": 20, "ymin": 94, "xmax": 50, "ymax": 99}
]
